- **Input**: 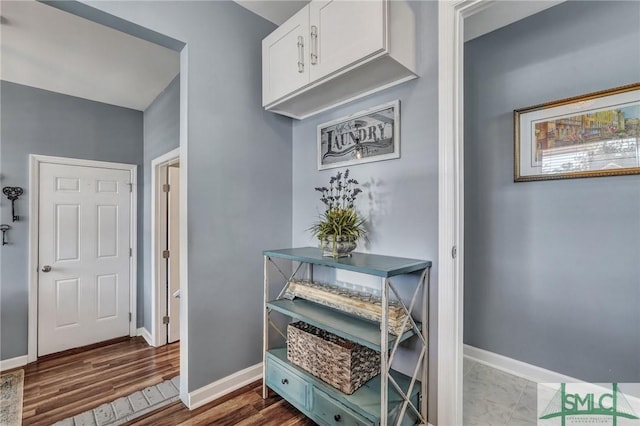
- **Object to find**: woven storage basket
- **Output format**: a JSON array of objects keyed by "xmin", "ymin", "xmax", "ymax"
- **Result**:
[{"xmin": 287, "ymin": 322, "xmax": 380, "ymax": 395}]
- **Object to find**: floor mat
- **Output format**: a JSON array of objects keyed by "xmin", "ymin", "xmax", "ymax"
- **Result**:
[
  {"xmin": 54, "ymin": 376, "xmax": 181, "ymax": 426},
  {"xmin": 0, "ymin": 369, "xmax": 24, "ymax": 426}
]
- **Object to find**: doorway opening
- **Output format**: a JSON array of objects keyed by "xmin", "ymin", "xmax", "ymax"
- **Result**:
[
  {"xmin": 438, "ymin": 1, "xmax": 567, "ymax": 423},
  {"xmin": 9, "ymin": 0, "xmax": 189, "ymax": 407},
  {"xmin": 151, "ymin": 148, "xmax": 181, "ymax": 346}
]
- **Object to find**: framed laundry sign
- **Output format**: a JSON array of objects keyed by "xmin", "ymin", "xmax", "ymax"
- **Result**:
[
  {"xmin": 515, "ymin": 83, "xmax": 640, "ymax": 182},
  {"xmin": 317, "ymin": 100, "xmax": 400, "ymax": 170}
]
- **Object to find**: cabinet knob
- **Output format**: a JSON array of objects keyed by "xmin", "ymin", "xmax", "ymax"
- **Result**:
[
  {"xmin": 334, "ymin": 414, "xmax": 341, "ymax": 422},
  {"xmin": 281, "ymin": 378, "xmax": 288, "ymax": 385},
  {"xmin": 41, "ymin": 265, "xmax": 52, "ymax": 273}
]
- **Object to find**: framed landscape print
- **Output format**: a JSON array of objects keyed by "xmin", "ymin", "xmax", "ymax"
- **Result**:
[
  {"xmin": 317, "ymin": 100, "xmax": 400, "ymax": 170},
  {"xmin": 514, "ymin": 83, "xmax": 640, "ymax": 182}
]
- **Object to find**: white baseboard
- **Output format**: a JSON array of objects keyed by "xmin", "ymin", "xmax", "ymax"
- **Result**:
[
  {"xmin": 137, "ymin": 327, "xmax": 154, "ymax": 346},
  {"xmin": 187, "ymin": 363, "xmax": 262, "ymax": 410},
  {"xmin": 464, "ymin": 344, "xmax": 580, "ymax": 384},
  {"xmin": 0, "ymin": 355, "xmax": 28, "ymax": 371}
]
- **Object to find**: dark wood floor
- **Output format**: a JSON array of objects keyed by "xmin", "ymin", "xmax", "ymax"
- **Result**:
[
  {"xmin": 126, "ymin": 381, "xmax": 314, "ymax": 426},
  {"xmin": 22, "ymin": 337, "xmax": 179, "ymax": 425},
  {"xmin": 21, "ymin": 337, "xmax": 311, "ymax": 425}
]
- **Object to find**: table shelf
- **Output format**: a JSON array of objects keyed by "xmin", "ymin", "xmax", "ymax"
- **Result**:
[
  {"xmin": 267, "ymin": 298, "xmax": 420, "ymax": 352},
  {"xmin": 264, "ymin": 247, "xmax": 431, "ymax": 278}
]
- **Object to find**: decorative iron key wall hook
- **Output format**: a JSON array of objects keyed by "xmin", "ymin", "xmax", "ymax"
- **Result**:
[
  {"xmin": 2, "ymin": 186, "xmax": 23, "ymax": 222},
  {"xmin": 0, "ymin": 224, "xmax": 10, "ymax": 246}
]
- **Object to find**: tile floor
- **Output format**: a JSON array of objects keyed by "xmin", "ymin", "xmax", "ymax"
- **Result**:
[{"xmin": 464, "ymin": 359, "xmax": 537, "ymax": 426}]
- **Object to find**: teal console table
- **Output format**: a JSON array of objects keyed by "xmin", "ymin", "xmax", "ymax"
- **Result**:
[{"xmin": 263, "ymin": 247, "xmax": 432, "ymax": 426}]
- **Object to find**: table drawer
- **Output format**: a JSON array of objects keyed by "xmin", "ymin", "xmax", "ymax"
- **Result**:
[
  {"xmin": 312, "ymin": 388, "xmax": 374, "ymax": 426},
  {"xmin": 265, "ymin": 357, "xmax": 309, "ymax": 409}
]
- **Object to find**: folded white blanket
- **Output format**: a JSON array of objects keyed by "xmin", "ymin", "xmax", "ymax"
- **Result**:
[{"xmin": 284, "ymin": 279, "xmax": 413, "ymax": 335}]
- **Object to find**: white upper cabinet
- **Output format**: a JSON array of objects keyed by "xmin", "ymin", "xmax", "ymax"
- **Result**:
[
  {"xmin": 262, "ymin": 0, "xmax": 417, "ymax": 120},
  {"xmin": 262, "ymin": 6, "xmax": 310, "ymax": 104},
  {"xmin": 308, "ymin": 0, "xmax": 385, "ymax": 81}
]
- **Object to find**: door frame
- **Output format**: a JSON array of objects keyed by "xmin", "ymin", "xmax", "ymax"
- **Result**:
[
  {"xmin": 437, "ymin": 1, "xmax": 566, "ymax": 424},
  {"xmin": 150, "ymin": 148, "xmax": 180, "ymax": 347},
  {"xmin": 27, "ymin": 154, "xmax": 138, "ymax": 363}
]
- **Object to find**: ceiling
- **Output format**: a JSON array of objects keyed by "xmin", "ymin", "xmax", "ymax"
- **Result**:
[
  {"xmin": 0, "ymin": 0, "xmax": 179, "ymax": 111},
  {"xmin": 234, "ymin": 0, "xmax": 309, "ymax": 25}
]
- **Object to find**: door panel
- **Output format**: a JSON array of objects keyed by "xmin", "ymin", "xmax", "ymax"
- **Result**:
[
  {"xmin": 97, "ymin": 274, "xmax": 118, "ymax": 319},
  {"xmin": 55, "ymin": 278, "xmax": 80, "ymax": 327},
  {"xmin": 38, "ymin": 162, "xmax": 131, "ymax": 356},
  {"xmin": 97, "ymin": 205, "xmax": 118, "ymax": 257},
  {"xmin": 55, "ymin": 204, "xmax": 80, "ymax": 261},
  {"xmin": 56, "ymin": 177, "xmax": 80, "ymax": 192},
  {"xmin": 97, "ymin": 180, "xmax": 118, "ymax": 193}
]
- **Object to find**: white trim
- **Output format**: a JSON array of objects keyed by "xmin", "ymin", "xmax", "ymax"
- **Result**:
[
  {"xmin": 137, "ymin": 327, "xmax": 153, "ymax": 346},
  {"xmin": 464, "ymin": 1, "xmax": 565, "ymax": 42},
  {"xmin": 130, "ymin": 164, "xmax": 138, "ymax": 339},
  {"xmin": 28, "ymin": 158, "xmax": 39, "ymax": 363},
  {"xmin": 28, "ymin": 154, "xmax": 138, "ymax": 362},
  {"xmin": 187, "ymin": 363, "xmax": 262, "ymax": 410},
  {"xmin": 178, "ymin": 47, "xmax": 189, "ymax": 406},
  {"xmin": 28, "ymin": 155, "xmax": 137, "ymax": 171},
  {"xmin": 437, "ymin": 2, "xmax": 468, "ymax": 424},
  {"xmin": 151, "ymin": 148, "xmax": 181, "ymax": 348},
  {"xmin": 463, "ymin": 345, "xmax": 581, "ymax": 384},
  {"xmin": 0, "ymin": 355, "xmax": 28, "ymax": 372}
]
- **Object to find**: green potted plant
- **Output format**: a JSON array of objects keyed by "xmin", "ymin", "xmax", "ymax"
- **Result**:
[{"xmin": 310, "ymin": 169, "xmax": 367, "ymax": 258}]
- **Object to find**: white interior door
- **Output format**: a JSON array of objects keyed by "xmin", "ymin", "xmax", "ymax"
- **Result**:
[
  {"xmin": 167, "ymin": 165, "xmax": 180, "ymax": 343},
  {"xmin": 38, "ymin": 162, "xmax": 131, "ymax": 356}
]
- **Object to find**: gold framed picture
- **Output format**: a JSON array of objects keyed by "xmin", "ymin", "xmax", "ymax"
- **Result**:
[{"xmin": 514, "ymin": 83, "xmax": 640, "ymax": 182}]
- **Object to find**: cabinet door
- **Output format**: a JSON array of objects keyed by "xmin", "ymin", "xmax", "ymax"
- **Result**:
[
  {"xmin": 262, "ymin": 5, "xmax": 310, "ymax": 105},
  {"xmin": 309, "ymin": 0, "xmax": 386, "ymax": 81}
]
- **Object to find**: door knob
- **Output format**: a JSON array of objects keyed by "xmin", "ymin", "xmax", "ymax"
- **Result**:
[{"xmin": 41, "ymin": 265, "xmax": 52, "ymax": 272}]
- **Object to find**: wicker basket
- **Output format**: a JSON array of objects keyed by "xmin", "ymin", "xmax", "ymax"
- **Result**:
[{"xmin": 287, "ymin": 322, "xmax": 380, "ymax": 395}]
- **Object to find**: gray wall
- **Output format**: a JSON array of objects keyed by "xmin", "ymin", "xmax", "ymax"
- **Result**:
[
  {"xmin": 83, "ymin": 1, "xmax": 293, "ymax": 391},
  {"xmin": 291, "ymin": 1, "xmax": 439, "ymax": 420},
  {"xmin": 141, "ymin": 75, "xmax": 180, "ymax": 331},
  {"xmin": 464, "ymin": 1, "xmax": 640, "ymax": 381},
  {"xmin": 0, "ymin": 80, "xmax": 143, "ymax": 360}
]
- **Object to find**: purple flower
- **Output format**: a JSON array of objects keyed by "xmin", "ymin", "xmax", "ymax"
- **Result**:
[{"xmin": 315, "ymin": 169, "xmax": 363, "ymax": 210}]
